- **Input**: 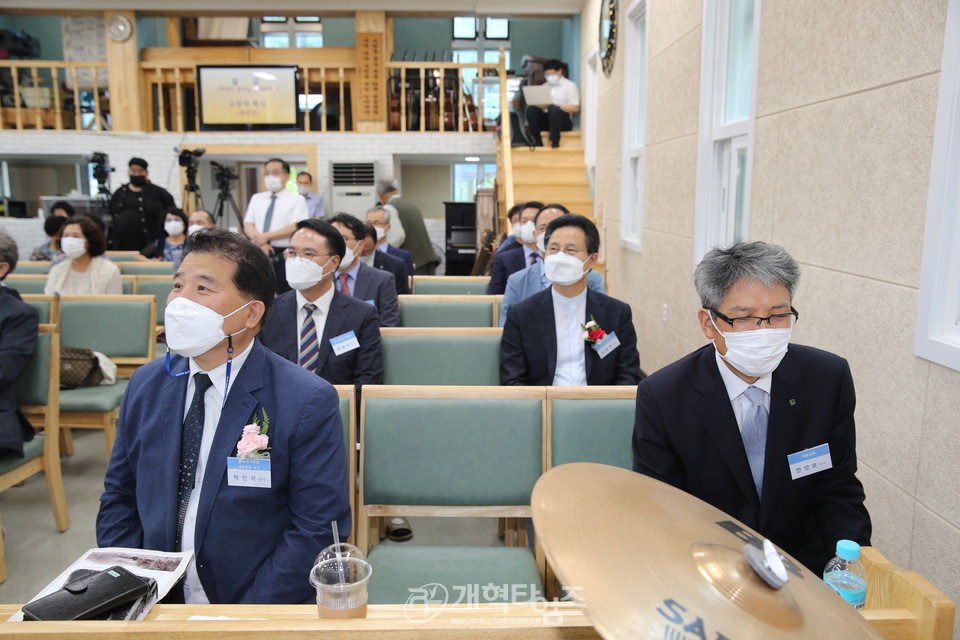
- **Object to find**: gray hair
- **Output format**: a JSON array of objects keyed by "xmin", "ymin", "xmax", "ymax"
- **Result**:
[
  {"xmin": 0, "ymin": 232, "xmax": 19, "ymax": 278},
  {"xmin": 366, "ymin": 205, "xmax": 390, "ymax": 223},
  {"xmin": 375, "ymin": 178, "xmax": 398, "ymax": 196},
  {"xmin": 694, "ymin": 241, "xmax": 800, "ymax": 309}
]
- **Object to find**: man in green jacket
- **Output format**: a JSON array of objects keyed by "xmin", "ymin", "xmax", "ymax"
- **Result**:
[{"xmin": 375, "ymin": 179, "xmax": 440, "ymax": 276}]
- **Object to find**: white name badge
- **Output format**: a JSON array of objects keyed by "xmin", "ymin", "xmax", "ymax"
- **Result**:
[
  {"xmin": 227, "ymin": 457, "xmax": 271, "ymax": 488},
  {"xmin": 330, "ymin": 330, "xmax": 360, "ymax": 356},
  {"xmin": 592, "ymin": 331, "xmax": 621, "ymax": 359},
  {"xmin": 787, "ymin": 443, "xmax": 833, "ymax": 480}
]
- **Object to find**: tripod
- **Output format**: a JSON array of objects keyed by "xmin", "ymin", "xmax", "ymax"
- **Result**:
[
  {"xmin": 213, "ymin": 183, "xmax": 243, "ymax": 231},
  {"xmin": 182, "ymin": 166, "xmax": 204, "ymax": 213}
]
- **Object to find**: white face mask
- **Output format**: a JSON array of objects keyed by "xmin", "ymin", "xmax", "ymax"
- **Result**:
[
  {"xmin": 544, "ymin": 252, "xmax": 587, "ymax": 286},
  {"xmin": 519, "ymin": 220, "xmax": 536, "ymax": 245},
  {"xmin": 264, "ymin": 175, "xmax": 284, "ymax": 193},
  {"xmin": 373, "ymin": 225, "xmax": 386, "ymax": 241},
  {"xmin": 712, "ymin": 318, "xmax": 792, "ymax": 378},
  {"xmin": 164, "ymin": 220, "xmax": 185, "ymax": 237},
  {"xmin": 60, "ymin": 236, "xmax": 87, "ymax": 259},
  {"xmin": 536, "ymin": 234, "xmax": 546, "ymax": 254},
  {"xmin": 285, "ymin": 256, "xmax": 333, "ymax": 291},
  {"xmin": 165, "ymin": 297, "xmax": 253, "ymax": 358},
  {"xmin": 545, "ymin": 73, "xmax": 560, "ymax": 86},
  {"xmin": 297, "ymin": 185, "xmax": 311, "ymax": 196},
  {"xmin": 338, "ymin": 246, "xmax": 356, "ymax": 271},
  {"xmin": 187, "ymin": 224, "xmax": 205, "ymax": 236}
]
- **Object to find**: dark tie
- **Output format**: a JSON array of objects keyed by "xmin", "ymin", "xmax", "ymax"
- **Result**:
[
  {"xmin": 741, "ymin": 385, "xmax": 768, "ymax": 499},
  {"xmin": 530, "ymin": 253, "xmax": 540, "ymax": 267},
  {"xmin": 175, "ymin": 372, "xmax": 213, "ymax": 551},
  {"xmin": 299, "ymin": 302, "xmax": 319, "ymax": 372},
  {"xmin": 263, "ymin": 194, "xmax": 277, "ymax": 232},
  {"xmin": 339, "ymin": 273, "xmax": 351, "ymax": 296}
]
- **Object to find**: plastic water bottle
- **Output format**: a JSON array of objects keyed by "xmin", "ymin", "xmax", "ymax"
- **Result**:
[{"xmin": 823, "ymin": 539, "xmax": 868, "ymax": 609}]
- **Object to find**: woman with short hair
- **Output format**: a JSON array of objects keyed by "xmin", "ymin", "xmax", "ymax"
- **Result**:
[{"xmin": 44, "ymin": 216, "xmax": 122, "ymax": 295}]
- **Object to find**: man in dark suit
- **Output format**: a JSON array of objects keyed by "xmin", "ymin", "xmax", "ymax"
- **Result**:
[
  {"xmin": 261, "ymin": 219, "xmax": 383, "ymax": 385},
  {"xmin": 328, "ymin": 213, "xmax": 400, "ymax": 327},
  {"xmin": 488, "ymin": 202, "xmax": 560, "ymax": 295},
  {"xmin": 367, "ymin": 206, "xmax": 415, "ymax": 277},
  {"xmin": 359, "ymin": 222, "xmax": 410, "ymax": 295},
  {"xmin": 500, "ymin": 214, "xmax": 641, "ymax": 386},
  {"xmin": 97, "ymin": 228, "xmax": 350, "ymax": 604},
  {"xmin": 632, "ymin": 241, "xmax": 871, "ymax": 573},
  {"xmin": 0, "ymin": 233, "xmax": 38, "ymax": 457}
]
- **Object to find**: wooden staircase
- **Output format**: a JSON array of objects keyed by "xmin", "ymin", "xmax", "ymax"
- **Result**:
[{"xmin": 508, "ymin": 131, "xmax": 593, "ymax": 216}]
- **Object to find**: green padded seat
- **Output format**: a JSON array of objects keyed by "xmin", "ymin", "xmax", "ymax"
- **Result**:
[
  {"xmin": 23, "ymin": 299, "xmax": 51, "ymax": 324},
  {"xmin": 60, "ymin": 380, "xmax": 130, "ymax": 412},
  {"xmin": 121, "ymin": 279, "xmax": 135, "ymax": 294},
  {"xmin": 0, "ymin": 436, "xmax": 44, "ymax": 476},
  {"xmin": 120, "ymin": 264, "xmax": 174, "ymax": 275},
  {"xmin": 138, "ymin": 280, "xmax": 174, "ymax": 325},
  {"xmin": 414, "ymin": 280, "xmax": 490, "ymax": 295},
  {"xmin": 366, "ymin": 545, "xmax": 544, "ymax": 605},
  {"xmin": 6, "ymin": 280, "xmax": 47, "ymax": 295},
  {"xmin": 339, "ymin": 396, "xmax": 351, "ymax": 453},
  {"xmin": 12, "ymin": 264, "xmax": 49, "ymax": 274},
  {"xmin": 550, "ymin": 399, "xmax": 636, "ymax": 470},
  {"xmin": 364, "ymin": 398, "xmax": 541, "ymax": 506},
  {"xmin": 60, "ymin": 300, "xmax": 151, "ymax": 357},
  {"xmin": 399, "ymin": 301, "xmax": 494, "ymax": 328},
  {"xmin": 107, "ymin": 254, "xmax": 138, "ymax": 262},
  {"xmin": 381, "ymin": 336, "xmax": 500, "ymax": 386}
]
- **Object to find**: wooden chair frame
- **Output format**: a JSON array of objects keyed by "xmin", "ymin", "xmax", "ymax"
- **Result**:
[
  {"xmin": 118, "ymin": 262, "xmax": 175, "ymax": 274},
  {"xmin": 544, "ymin": 386, "xmax": 637, "ymax": 470},
  {"xmin": 134, "ymin": 274, "xmax": 175, "ymax": 334},
  {"xmin": 379, "ymin": 327, "xmax": 502, "ymax": 338}
]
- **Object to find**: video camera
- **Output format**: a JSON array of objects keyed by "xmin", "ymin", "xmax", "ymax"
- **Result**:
[
  {"xmin": 176, "ymin": 147, "xmax": 205, "ymax": 169},
  {"xmin": 211, "ymin": 161, "xmax": 238, "ymax": 193},
  {"xmin": 84, "ymin": 152, "xmax": 114, "ymax": 189}
]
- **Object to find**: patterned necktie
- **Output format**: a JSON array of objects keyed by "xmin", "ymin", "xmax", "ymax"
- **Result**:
[
  {"xmin": 741, "ymin": 385, "xmax": 769, "ymax": 499},
  {"xmin": 263, "ymin": 194, "xmax": 277, "ymax": 232},
  {"xmin": 530, "ymin": 252, "xmax": 540, "ymax": 267},
  {"xmin": 299, "ymin": 302, "xmax": 320, "ymax": 372},
  {"xmin": 339, "ymin": 273, "xmax": 351, "ymax": 296},
  {"xmin": 175, "ymin": 372, "xmax": 213, "ymax": 551}
]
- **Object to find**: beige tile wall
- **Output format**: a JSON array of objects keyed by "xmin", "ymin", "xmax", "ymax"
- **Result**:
[{"xmin": 582, "ymin": 0, "xmax": 959, "ymax": 631}]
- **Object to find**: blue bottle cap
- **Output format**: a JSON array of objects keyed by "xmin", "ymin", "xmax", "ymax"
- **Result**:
[{"xmin": 836, "ymin": 539, "xmax": 861, "ymax": 562}]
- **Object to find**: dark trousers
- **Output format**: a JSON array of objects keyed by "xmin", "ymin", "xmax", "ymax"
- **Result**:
[{"xmin": 525, "ymin": 105, "xmax": 573, "ymax": 146}]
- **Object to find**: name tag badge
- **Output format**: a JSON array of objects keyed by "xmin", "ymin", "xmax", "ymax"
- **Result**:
[
  {"xmin": 330, "ymin": 330, "xmax": 360, "ymax": 356},
  {"xmin": 227, "ymin": 457, "xmax": 271, "ymax": 488},
  {"xmin": 365, "ymin": 299, "xmax": 376, "ymax": 306},
  {"xmin": 592, "ymin": 331, "xmax": 621, "ymax": 359},
  {"xmin": 787, "ymin": 443, "xmax": 833, "ymax": 480}
]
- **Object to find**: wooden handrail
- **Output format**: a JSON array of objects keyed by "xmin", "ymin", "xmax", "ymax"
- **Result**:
[
  {"xmin": 499, "ymin": 48, "xmax": 515, "ymax": 215},
  {"xmin": 0, "ymin": 60, "xmax": 108, "ymax": 132}
]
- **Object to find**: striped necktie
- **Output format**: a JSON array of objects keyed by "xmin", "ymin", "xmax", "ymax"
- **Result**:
[
  {"xmin": 339, "ymin": 273, "xmax": 352, "ymax": 296},
  {"xmin": 299, "ymin": 302, "xmax": 319, "ymax": 372},
  {"xmin": 175, "ymin": 372, "xmax": 213, "ymax": 552}
]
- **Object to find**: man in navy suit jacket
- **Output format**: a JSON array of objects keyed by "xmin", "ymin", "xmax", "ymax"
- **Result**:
[
  {"xmin": 261, "ymin": 219, "xmax": 383, "ymax": 385},
  {"xmin": 500, "ymin": 214, "xmax": 641, "ymax": 386},
  {"xmin": 367, "ymin": 206, "xmax": 415, "ymax": 277},
  {"xmin": 632, "ymin": 242, "xmax": 871, "ymax": 573},
  {"xmin": 97, "ymin": 229, "xmax": 350, "ymax": 604},
  {"xmin": 359, "ymin": 222, "xmax": 410, "ymax": 295},
  {"xmin": 329, "ymin": 214, "xmax": 400, "ymax": 327}
]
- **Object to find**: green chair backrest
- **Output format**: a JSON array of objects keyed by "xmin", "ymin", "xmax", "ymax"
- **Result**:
[
  {"xmin": 60, "ymin": 299, "xmax": 151, "ymax": 357},
  {"xmin": 414, "ymin": 279, "xmax": 490, "ymax": 295},
  {"xmin": 399, "ymin": 300, "xmax": 494, "ymax": 327},
  {"xmin": 550, "ymin": 398, "xmax": 636, "ymax": 470},
  {"xmin": 120, "ymin": 264, "xmax": 174, "ymax": 275},
  {"xmin": 16, "ymin": 332, "xmax": 50, "ymax": 407},
  {"xmin": 107, "ymin": 254, "xmax": 139, "ymax": 262},
  {"xmin": 23, "ymin": 298, "xmax": 51, "ymax": 324},
  {"xmin": 363, "ymin": 396, "xmax": 542, "ymax": 506},
  {"xmin": 6, "ymin": 279, "xmax": 47, "ymax": 295},
  {"xmin": 339, "ymin": 396, "xmax": 351, "ymax": 454},
  {"xmin": 381, "ymin": 335, "xmax": 501, "ymax": 385},
  {"xmin": 121, "ymin": 279, "xmax": 135, "ymax": 295},
  {"xmin": 13, "ymin": 263, "xmax": 50, "ymax": 274},
  {"xmin": 137, "ymin": 279, "xmax": 174, "ymax": 325}
]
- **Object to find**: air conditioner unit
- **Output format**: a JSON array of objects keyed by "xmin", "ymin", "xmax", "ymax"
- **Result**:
[{"xmin": 330, "ymin": 162, "xmax": 376, "ymax": 218}]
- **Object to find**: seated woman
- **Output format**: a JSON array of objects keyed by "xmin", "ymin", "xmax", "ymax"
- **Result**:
[
  {"xmin": 138, "ymin": 207, "xmax": 188, "ymax": 268},
  {"xmin": 44, "ymin": 216, "xmax": 122, "ymax": 295},
  {"xmin": 30, "ymin": 215, "xmax": 67, "ymax": 262}
]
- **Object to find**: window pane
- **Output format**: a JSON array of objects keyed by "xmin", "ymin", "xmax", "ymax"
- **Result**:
[
  {"xmin": 453, "ymin": 50, "xmax": 479, "ymax": 63},
  {"xmin": 732, "ymin": 146, "xmax": 748, "ymax": 241},
  {"xmin": 485, "ymin": 18, "xmax": 509, "ymax": 39},
  {"xmin": 295, "ymin": 16, "xmax": 320, "ymax": 23},
  {"xmin": 453, "ymin": 164, "xmax": 480, "ymax": 201},
  {"xmin": 723, "ymin": 0, "xmax": 755, "ymax": 123},
  {"xmin": 263, "ymin": 32, "xmax": 290, "ymax": 48},
  {"xmin": 262, "ymin": 16, "xmax": 287, "ymax": 23},
  {"xmin": 296, "ymin": 32, "xmax": 323, "ymax": 48},
  {"xmin": 483, "ymin": 49, "xmax": 509, "ymax": 67},
  {"xmin": 634, "ymin": 12, "xmax": 647, "ymax": 148},
  {"xmin": 481, "ymin": 163, "xmax": 497, "ymax": 188},
  {"xmin": 453, "ymin": 17, "xmax": 477, "ymax": 39}
]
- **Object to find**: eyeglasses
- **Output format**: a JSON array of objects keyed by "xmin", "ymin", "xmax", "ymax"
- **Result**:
[
  {"xmin": 710, "ymin": 307, "xmax": 799, "ymax": 331},
  {"xmin": 544, "ymin": 245, "xmax": 587, "ymax": 257},
  {"xmin": 283, "ymin": 248, "xmax": 332, "ymax": 261}
]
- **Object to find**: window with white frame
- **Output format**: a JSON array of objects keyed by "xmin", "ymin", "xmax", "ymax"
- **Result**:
[
  {"xmin": 452, "ymin": 17, "xmax": 512, "ymax": 122},
  {"xmin": 693, "ymin": 0, "xmax": 759, "ymax": 263},
  {"xmin": 452, "ymin": 162, "xmax": 497, "ymax": 201},
  {"xmin": 914, "ymin": 0, "xmax": 960, "ymax": 371},
  {"xmin": 260, "ymin": 17, "xmax": 323, "ymax": 49},
  {"xmin": 620, "ymin": 0, "xmax": 648, "ymax": 252}
]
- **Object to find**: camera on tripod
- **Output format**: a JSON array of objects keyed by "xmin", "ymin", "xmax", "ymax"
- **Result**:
[
  {"xmin": 211, "ymin": 161, "xmax": 238, "ymax": 192},
  {"xmin": 84, "ymin": 151, "xmax": 113, "ymax": 187},
  {"xmin": 177, "ymin": 147, "xmax": 205, "ymax": 169}
]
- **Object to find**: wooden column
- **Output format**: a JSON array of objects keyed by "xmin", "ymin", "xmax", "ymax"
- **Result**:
[
  {"xmin": 354, "ymin": 10, "xmax": 387, "ymax": 133},
  {"xmin": 104, "ymin": 10, "xmax": 145, "ymax": 131},
  {"xmin": 165, "ymin": 18, "xmax": 181, "ymax": 48}
]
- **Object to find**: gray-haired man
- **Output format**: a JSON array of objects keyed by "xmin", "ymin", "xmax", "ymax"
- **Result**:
[
  {"xmin": 375, "ymin": 178, "xmax": 439, "ymax": 276},
  {"xmin": 632, "ymin": 241, "xmax": 871, "ymax": 574}
]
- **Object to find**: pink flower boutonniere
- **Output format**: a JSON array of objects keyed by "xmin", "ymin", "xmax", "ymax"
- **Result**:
[
  {"xmin": 236, "ymin": 408, "xmax": 270, "ymax": 460},
  {"xmin": 580, "ymin": 316, "xmax": 607, "ymax": 344}
]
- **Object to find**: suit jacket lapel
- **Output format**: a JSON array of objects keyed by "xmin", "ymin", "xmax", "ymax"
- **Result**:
[
  {"xmin": 161, "ymin": 357, "xmax": 190, "ymax": 549},
  {"xmin": 760, "ymin": 351, "xmax": 803, "ymax": 527},
  {"xmin": 536, "ymin": 290, "xmax": 558, "ymax": 380},
  {"xmin": 692, "ymin": 348, "xmax": 761, "ymax": 510},
  {"xmin": 276, "ymin": 293, "xmax": 299, "ymax": 362},
  {"xmin": 583, "ymin": 290, "xmax": 605, "ymax": 381},
  {"xmin": 352, "ymin": 265, "xmax": 369, "ymax": 301},
  {"xmin": 316, "ymin": 293, "xmax": 349, "ymax": 373}
]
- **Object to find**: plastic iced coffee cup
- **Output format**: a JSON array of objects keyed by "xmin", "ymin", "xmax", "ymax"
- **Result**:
[{"xmin": 310, "ymin": 556, "xmax": 372, "ymax": 619}]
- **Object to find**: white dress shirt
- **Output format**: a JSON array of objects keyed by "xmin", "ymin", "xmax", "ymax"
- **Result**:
[
  {"xmin": 244, "ymin": 189, "xmax": 308, "ymax": 248},
  {"xmin": 547, "ymin": 76, "xmax": 580, "ymax": 109},
  {"xmin": 302, "ymin": 191, "xmax": 325, "ymax": 219},
  {"xmin": 335, "ymin": 260, "xmax": 361, "ymax": 296},
  {"xmin": 181, "ymin": 338, "xmax": 255, "ymax": 603},
  {"xmin": 713, "ymin": 348, "xmax": 772, "ymax": 433},
  {"xmin": 295, "ymin": 286, "xmax": 335, "ymax": 348},
  {"xmin": 551, "ymin": 287, "xmax": 588, "ymax": 386}
]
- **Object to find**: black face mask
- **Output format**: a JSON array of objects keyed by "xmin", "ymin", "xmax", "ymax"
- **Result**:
[{"xmin": 129, "ymin": 175, "xmax": 147, "ymax": 187}]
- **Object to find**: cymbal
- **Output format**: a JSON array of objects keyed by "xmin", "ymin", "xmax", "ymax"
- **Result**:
[{"xmin": 531, "ymin": 463, "xmax": 881, "ymax": 640}]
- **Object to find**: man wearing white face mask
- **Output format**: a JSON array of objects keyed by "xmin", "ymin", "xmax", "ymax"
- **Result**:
[
  {"xmin": 98, "ymin": 228, "xmax": 350, "ymax": 604},
  {"xmin": 296, "ymin": 171, "xmax": 326, "ymax": 220},
  {"xmin": 524, "ymin": 59, "xmax": 579, "ymax": 148},
  {"xmin": 260, "ymin": 219, "xmax": 383, "ymax": 385},
  {"xmin": 487, "ymin": 201, "xmax": 543, "ymax": 295},
  {"xmin": 187, "ymin": 209, "xmax": 217, "ymax": 236},
  {"xmin": 243, "ymin": 158, "xmax": 308, "ymax": 258},
  {"xmin": 632, "ymin": 241, "xmax": 871, "ymax": 574},
  {"xmin": 328, "ymin": 213, "xmax": 400, "ymax": 328},
  {"xmin": 500, "ymin": 214, "xmax": 640, "ymax": 386},
  {"xmin": 366, "ymin": 205, "xmax": 414, "ymax": 278}
]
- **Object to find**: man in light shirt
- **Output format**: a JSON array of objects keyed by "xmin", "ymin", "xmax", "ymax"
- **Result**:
[
  {"xmin": 296, "ymin": 171, "xmax": 326, "ymax": 220},
  {"xmin": 524, "ymin": 59, "xmax": 580, "ymax": 148}
]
